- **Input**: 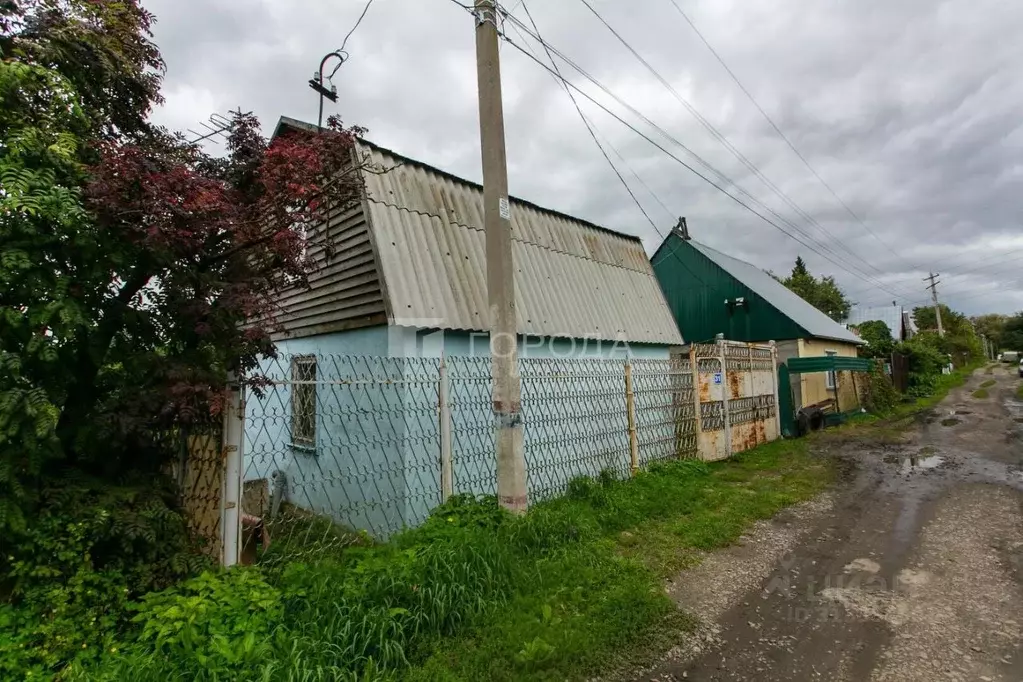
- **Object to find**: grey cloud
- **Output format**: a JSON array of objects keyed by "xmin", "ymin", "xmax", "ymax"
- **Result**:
[{"xmin": 146, "ymin": 0, "xmax": 1023, "ymax": 315}]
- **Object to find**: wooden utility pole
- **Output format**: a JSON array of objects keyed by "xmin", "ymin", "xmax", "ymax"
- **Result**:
[
  {"xmin": 474, "ymin": 0, "xmax": 527, "ymax": 514},
  {"xmin": 925, "ymin": 272, "xmax": 944, "ymax": 337}
]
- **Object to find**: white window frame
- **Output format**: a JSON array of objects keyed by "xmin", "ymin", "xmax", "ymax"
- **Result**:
[
  {"xmin": 825, "ymin": 349, "xmax": 838, "ymax": 390},
  {"xmin": 290, "ymin": 355, "xmax": 317, "ymax": 448}
]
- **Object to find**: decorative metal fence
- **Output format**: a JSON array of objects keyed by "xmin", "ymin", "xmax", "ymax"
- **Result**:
[
  {"xmin": 170, "ymin": 428, "xmax": 224, "ymax": 560},
  {"xmin": 196, "ymin": 340, "xmax": 780, "ymax": 563}
]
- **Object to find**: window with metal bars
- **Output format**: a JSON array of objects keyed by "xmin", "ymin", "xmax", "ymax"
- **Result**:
[{"xmin": 290, "ymin": 356, "xmax": 317, "ymax": 447}]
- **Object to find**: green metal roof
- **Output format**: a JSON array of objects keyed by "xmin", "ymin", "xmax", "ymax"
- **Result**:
[
  {"xmin": 786, "ymin": 356, "xmax": 873, "ymax": 374},
  {"xmin": 651, "ymin": 232, "xmax": 864, "ymax": 345}
]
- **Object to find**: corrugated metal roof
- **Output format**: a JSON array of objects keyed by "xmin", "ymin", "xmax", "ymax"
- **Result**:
[
  {"xmin": 355, "ymin": 140, "xmax": 683, "ymax": 345},
  {"xmin": 843, "ymin": 306, "xmax": 905, "ymax": 341},
  {"xmin": 688, "ymin": 241, "xmax": 863, "ymax": 345}
]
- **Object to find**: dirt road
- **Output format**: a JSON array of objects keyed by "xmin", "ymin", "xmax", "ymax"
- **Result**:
[{"xmin": 630, "ymin": 365, "xmax": 1023, "ymax": 682}]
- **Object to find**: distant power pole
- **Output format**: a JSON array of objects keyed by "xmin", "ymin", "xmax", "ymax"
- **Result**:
[
  {"xmin": 925, "ymin": 272, "xmax": 944, "ymax": 337},
  {"xmin": 474, "ymin": 0, "xmax": 527, "ymax": 514}
]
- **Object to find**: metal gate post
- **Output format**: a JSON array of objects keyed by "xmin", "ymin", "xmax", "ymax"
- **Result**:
[
  {"xmin": 220, "ymin": 376, "xmax": 244, "ymax": 567},
  {"xmin": 689, "ymin": 345, "xmax": 702, "ymax": 457},
  {"xmin": 769, "ymin": 341, "xmax": 782, "ymax": 439},
  {"xmin": 718, "ymin": 339, "xmax": 732, "ymax": 457},
  {"xmin": 624, "ymin": 359, "xmax": 639, "ymax": 475},
  {"xmin": 439, "ymin": 354, "xmax": 454, "ymax": 501}
]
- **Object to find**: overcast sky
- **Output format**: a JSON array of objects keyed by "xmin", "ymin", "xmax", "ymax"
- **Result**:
[{"xmin": 146, "ymin": 0, "xmax": 1023, "ymax": 316}]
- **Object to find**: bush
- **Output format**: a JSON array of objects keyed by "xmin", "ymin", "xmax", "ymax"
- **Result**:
[
  {"xmin": 863, "ymin": 361, "xmax": 900, "ymax": 414},
  {"xmin": 39, "ymin": 446, "xmax": 831, "ymax": 682},
  {"xmin": 897, "ymin": 336, "xmax": 950, "ymax": 396},
  {"xmin": 0, "ymin": 569, "xmax": 131, "ymax": 678},
  {"xmin": 0, "ymin": 474, "xmax": 208, "ymax": 679}
]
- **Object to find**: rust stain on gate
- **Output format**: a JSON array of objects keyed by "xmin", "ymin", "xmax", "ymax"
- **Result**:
[
  {"xmin": 728, "ymin": 368, "xmax": 742, "ymax": 400},
  {"xmin": 699, "ymin": 371, "xmax": 712, "ymax": 403}
]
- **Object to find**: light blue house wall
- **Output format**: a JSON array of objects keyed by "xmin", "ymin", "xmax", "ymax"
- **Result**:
[{"xmin": 244, "ymin": 324, "xmax": 671, "ymax": 537}]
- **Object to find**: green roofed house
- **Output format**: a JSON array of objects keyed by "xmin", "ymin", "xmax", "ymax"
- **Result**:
[{"xmin": 651, "ymin": 221, "xmax": 865, "ymax": 417}]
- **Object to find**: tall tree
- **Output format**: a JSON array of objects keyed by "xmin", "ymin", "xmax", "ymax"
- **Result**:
[
  {"xmin": 1002, "ymin": 313, "xmax": 1023, "ymax": 352},
  {"xmin": 972, "ymin": 313, "xmax": 1008, "ymax": 350},
  {"xmin": 853, "ymin": 320, "xmax": 894, "ymax": 359},
  {"xmin": 912, "ymin": 304, "xmax": 983, "ymax": 365},
  {"xmin": 779, "ymin": 256, "xmax": 851, "ymax": 321},
  {"xmin": 1, "ymin": 0, "xmax": 365, "ymax": 527}
]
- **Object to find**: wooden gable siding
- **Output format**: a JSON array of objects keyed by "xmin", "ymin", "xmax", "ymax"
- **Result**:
[{"xmin": 272, "ymin": 201, "xmax": 387, "ymax": 340}]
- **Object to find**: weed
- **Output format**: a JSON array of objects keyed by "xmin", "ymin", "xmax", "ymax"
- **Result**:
[
  {"xmin": 1016, "ymin": 383, "xmax": 1023, "ymax": 401},
  {"xmin": 940, "ymin": 417, "xmax": 961, "ymax": 427},
  {"xmin": 979, "ymin": 379, "xmax": 997, "ymax": 389},
  {"xmin": 51, "ymin": 440, "xmax": 832, "ymax": 682},
  {"xmin": 971, "ymin": 388, "xmax": 989, "ymax": 399}
]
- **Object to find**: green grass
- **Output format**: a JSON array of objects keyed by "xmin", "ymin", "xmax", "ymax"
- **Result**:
[
  {"xmin": 971, "ymin": 388, "xmax": 989, "ymax": 399},
  {"xmin": 890, "ymin": 362, "xmax": 983, "ymax": 417},
  {"xmin": 1016, "ymin": 382, "xmax": 1023, "ymax": 401},
  {"xmin": 979, "ymin": 379, "xmax": 997, "ymax": 389},
  {"xmin": 404, "ymin": 441, "xmax": 832, "ymax": 680},
  {"xmin": 821, "ymin": 363, "xmax": 983, "ymax": 445},
  {"xmin": 69, "ymin": 443, "xmax": 833, "ymax": 682}
]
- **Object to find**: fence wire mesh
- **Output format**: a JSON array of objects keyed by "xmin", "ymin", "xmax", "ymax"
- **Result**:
[
  {"xmin": 243, "ymin": 354, "xmax": 440, "ymax": 562},
  {"xmin": 217, "ymin": 343, "xmax": 779, "ymax": 564},
  {"xmin": 519, "ymin": 358, "xmax": 631, "ymax": 500},
  {"xmin": 171, "ymin": 428, "xmax": 224, "ymax": 560},
  {"xmin": 631, "ymin": 358, "xmax": 697, "ymax": 463}
]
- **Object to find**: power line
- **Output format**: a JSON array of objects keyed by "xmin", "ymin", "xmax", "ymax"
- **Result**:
[
  {"xmin": 576, "ymin": 0, "xmax": 902, "ymax": 287},
  {"xmin": 498, "ymin": 8, "xmax": 917, "ymax": 301},
  {"xmin": 514, "ymin": 2, "xmax": 716, "ymax": 292},
  {"xmin": 883, "ymin": 247, "xmax": 1023, "ymax": 288},
  {"xmin": 339, "ymin": 0, "xmax": 377, "ymax": 53},
  {"xmin": 663, "ymin": 0, "xmax": 916, "ymax": 272},
  {"xmin": 851, "ymin": 251, "xmax": 1023, "ymax": 305},
  {"xmin": 516, "ymin": 3, "xmax": 659, "ymax": 236},
  {"xmin": 490, "ymin": 7, "xmax": 914, "ymax": 301}
]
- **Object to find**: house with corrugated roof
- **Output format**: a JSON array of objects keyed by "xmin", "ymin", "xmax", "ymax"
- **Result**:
[
  {"xmin": 267, "ymin": 116, "xmax": 681, "ymax": 354},
  {"xmin": 651, "ymin": 223, "xmax": 863, "ymax": 411},
  {"xmin": 243, "ymin": 117, "xmax": 683, "ymax": 532}
]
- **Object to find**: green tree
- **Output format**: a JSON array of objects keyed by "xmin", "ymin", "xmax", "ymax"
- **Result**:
[
  {"xmin": 1002, "ymin": 313, "xmax": 1023, "ymax": 352},
  {"xmin": 1, "ymin": 0, "xmax": 365, "ymax": 527},
  {"xmin": 911, "ymin": 305, "xmax": 983, "ymax": 366},
  {"xmin": 896, "ymin": 333, "xmax": 951, "ymax": 396},
  {"xmin": 972, "ymin": 313, "xmax": 1008, "ymax": 350},
  {"xmin": 854, "ymin": 320, "xmax": 894, "ymax": 359},
  {"xmin": 779, "ymin": 256, "xmax": 851, "ymax": 321}
]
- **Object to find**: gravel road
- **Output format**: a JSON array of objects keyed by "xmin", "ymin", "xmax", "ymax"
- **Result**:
[{"xmin": 629, "ymin": 365, "xmax": 1023, "ymax": 681}]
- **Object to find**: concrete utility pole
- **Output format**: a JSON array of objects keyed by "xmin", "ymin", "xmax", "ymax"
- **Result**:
[
  {"xmin": 474, "ymin": 0, "xmax": 527, "ymax": 514},
  {"xmin": 925, "ymin": 272, "xmax": 944, "ymax": 337}
]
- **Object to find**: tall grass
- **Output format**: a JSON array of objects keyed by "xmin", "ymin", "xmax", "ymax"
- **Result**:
[{"xmin": 69, "ymin": 444, "xmax": 832, "ymax": 682}]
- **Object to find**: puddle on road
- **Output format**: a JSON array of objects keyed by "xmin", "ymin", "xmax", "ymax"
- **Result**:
[{"xmin": 899, "ymin": 455, "xmax": 945, "ymax": 476}]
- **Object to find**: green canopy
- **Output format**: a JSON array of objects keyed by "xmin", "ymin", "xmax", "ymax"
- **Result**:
[{"xmin": 785, "ymin": 356, "xmax": 872, "ymax": 374}]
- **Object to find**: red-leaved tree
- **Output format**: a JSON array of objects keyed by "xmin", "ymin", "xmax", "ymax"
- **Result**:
[
  {"xmin": 64, "ymin": 115, "xmax": 366, "ymax": 471},
  {"xmin": 2, "ymin": 0, "xmax": 366, "ymax": 495}
]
